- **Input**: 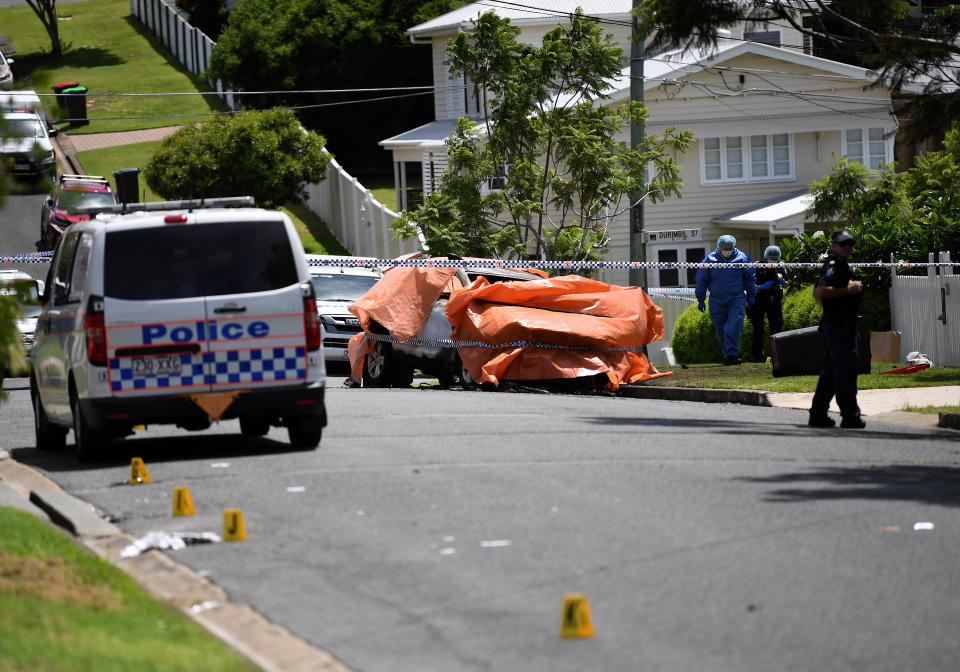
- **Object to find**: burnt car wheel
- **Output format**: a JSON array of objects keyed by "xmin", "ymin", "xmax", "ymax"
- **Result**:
[
  {"xmin": 363, "ymin": 340, "xmax": 393, "ymax": 387},
  {"xmin": 458, "ymin": 355, "xmax": 478, "ymax": 390}
]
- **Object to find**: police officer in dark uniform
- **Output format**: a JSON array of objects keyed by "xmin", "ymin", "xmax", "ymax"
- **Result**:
[
  {"xmin": 809, "ymin": 228, "xmax": 865, "ymax": 429},
  {"xmin": 750, "ymin": 245, "xmax": 788, "ymax": 362}
]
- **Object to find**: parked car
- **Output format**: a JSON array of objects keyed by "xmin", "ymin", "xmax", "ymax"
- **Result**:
[
  {"xmin": 31, "ymin": 197, "xmax": 326, "ymax": 461},
  {"xmin": 357, "ymin": 260, "xmax": 543, "ymax": 388},
  {"xmin": 0, "ymin": 269, "xmax": 43, "ymax": 379},
  {"xmin": 306, "ymin": 255, "xmax": 382, "ymax": 366},
  {"xmin": 1, "ymin": 111, "xmax": 57, "ymax": 176},
  {"xmin": 40, "ymin": 174, "xmax": 118, "ymax": 249},
  {"xmin": 0, "ymin": 50, "xmax": 13, "ymax": 90}
]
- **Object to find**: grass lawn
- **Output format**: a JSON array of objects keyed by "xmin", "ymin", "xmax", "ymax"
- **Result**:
[
  {"xmin": 901, "ymin": 405, "xmax": 960, "ymax": 415},
  {"xmin": 641, "ymin": 361, "xmax": 960, "ymax": 393},
  {"xmin": 1, "ymin": 0, "xmax": 225, "ymax": 134},
  {"xmin": 0, "ymin": 507, "xmax": 260, "ymax": 672}
]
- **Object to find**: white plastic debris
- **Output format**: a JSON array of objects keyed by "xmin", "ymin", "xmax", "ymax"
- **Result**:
[
  {"xmin": 906, "ymin": 352, "xmax": 934, "ymax": 366},
  {"xmin": 120, "ymin": 531, "xmax": 222, "ymax": 558},
  {"xmin": 480, "ymin": 540, "xmax": 512, "ymax": 548},
  {"xmin": 190, "ymin": 600, "xmax": 220, "ymax": 614},
  {"xmin": 286, "ymin": 486, "xmax": 306, "ymax": 493},
  {"xmin": 210, "ymin": 461, "xmax": 231, "ymax": 468},
  {"xmin": 913, "ymin": 522, "xmax": 935, "ymax": 531}
]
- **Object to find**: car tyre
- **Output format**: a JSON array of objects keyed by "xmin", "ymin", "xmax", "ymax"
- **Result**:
[
  {"xmin": 286, "ymin": 416, "xmax": 322, "ymax": 449},
  {"xmin": 71, "ymin": 391, "xmax": 108, "ymax": 462},
  {"xmin": 458, "ymin": 355, "xmax": 479, "ymax": 390},
  {"xmin": 363, "ymin": 340, "xmax": 393, "ymax": 387},
  {"xmin": 33, "ymin": 383, "xmax": 66, "ymax": 451},
  {"xmin": 240, "ymin": 415, "xmax": 270, "ymax": 438}
]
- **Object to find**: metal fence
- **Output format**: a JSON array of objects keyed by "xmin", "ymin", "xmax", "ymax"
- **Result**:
[
  {"xmin": 890, "ymin": 252, "xmax": 960, "ymax": 366},
  {"xmin": 130, "ymin": 0, "xmax": 214, "ymax": 80}
]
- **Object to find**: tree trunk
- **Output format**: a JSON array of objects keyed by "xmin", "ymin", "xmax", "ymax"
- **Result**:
[{"xmin": 25, "ymin": 0, "xmax": 62, "ymax": 58}]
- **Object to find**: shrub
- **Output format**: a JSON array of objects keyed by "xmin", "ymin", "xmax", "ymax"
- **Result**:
[{"xmin": 781, "ymin": 284, "xmax": 822, "ymax": 331}]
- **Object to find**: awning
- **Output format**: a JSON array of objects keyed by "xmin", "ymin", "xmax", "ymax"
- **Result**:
[
  {"xmin": 379, "ymin": 119, "xmax": 474, "ymax": 151},
  {"xmin": 712, "ymin": 189, "xmax": 813, "ymax": 237}
]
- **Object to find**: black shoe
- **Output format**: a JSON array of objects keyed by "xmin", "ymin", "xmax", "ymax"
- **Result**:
[
  {"xmin": 808, "ymin": 415, "xmax": 836, "ymax": 428},
  {"xmin": 840, "ymin": 416, "xmax": 866, "ymax": 429},
  {"xmin": 723, "ymin": 356, "xmax": 742, "ymax": 366}
]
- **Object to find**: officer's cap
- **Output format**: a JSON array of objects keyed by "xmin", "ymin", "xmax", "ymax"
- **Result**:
[{"xmin": 830, "ymin": 228, "xmax": 855, "ymax": 244}]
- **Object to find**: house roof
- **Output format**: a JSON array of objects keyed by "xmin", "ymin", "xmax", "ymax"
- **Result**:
[
  {"xmin": 407, "ymin": 0, "xmax": 629, "ymax": 40},
  {"xmin": 712, "ymin": 189, "xmax": 814, "ymax": 235},
  {"xmin": 379, "ymin": 118, "xmax": 488, "ymax": 150}
]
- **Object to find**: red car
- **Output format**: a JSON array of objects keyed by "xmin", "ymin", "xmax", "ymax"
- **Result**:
[{"xmin": 40, "ymin": 174, "xmax": 118, "ymax": 249}]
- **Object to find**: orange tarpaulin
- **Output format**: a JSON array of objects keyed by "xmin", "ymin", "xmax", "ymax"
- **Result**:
[
  {"xmin": 347, "ymin": 267, "xmax": 671, "ymax": 389},
  {"xmin": 446, "ymin": 275, "xmax": 670, "ymax": 390}
]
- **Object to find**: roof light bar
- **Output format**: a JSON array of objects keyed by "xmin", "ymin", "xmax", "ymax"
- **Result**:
[{"xmin": 72, "ymin": 196, "xmax": 256, "ymax": 216}]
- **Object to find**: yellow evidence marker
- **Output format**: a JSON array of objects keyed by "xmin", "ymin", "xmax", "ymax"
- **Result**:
[
  {"xmin": 129, "ymin": 457, "xmax": 151, "ymax": 484},
  {"xmin": 223, "ymin": 508, "xmax": 247, "ymax": 542},
  {"xmin": 172, "ymin": 486, "xmax": 196, "ymax": 516},
  {"xmin": 559, "ymin": 593, "xmax": 594, "ymax": 639}
]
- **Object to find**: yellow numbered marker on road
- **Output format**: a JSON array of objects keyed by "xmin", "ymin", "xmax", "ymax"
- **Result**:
[
  {"xmin": 172, "ymin": 486, "xmax": 196, "ymax": 516},
  {"xmin": 559, "ymin": 594, "xmax": 594, "ymax": 639},
  {"xmin": 224, "ymin": 508, "xmax": 247, "ymax": 542}
]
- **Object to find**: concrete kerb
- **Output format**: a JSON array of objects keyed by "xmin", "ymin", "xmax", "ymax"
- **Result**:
[
  {"xmin": 0, "ymin": 452, "xmax": 354, "ymax": 672},
  {"xmin": 619, "ymin": 384, "xmax": 771, "ymax": 407}
]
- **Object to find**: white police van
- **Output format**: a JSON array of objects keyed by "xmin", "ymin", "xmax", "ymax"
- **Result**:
[{"xmin": 30, "ymin": 197, "xmax": 326, "ymax": 461}]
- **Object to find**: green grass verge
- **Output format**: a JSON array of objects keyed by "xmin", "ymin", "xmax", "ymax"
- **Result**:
[
  {"xmin": 0, "ymin": 507, "xmax": 260, "ymax": 672},
  {"xmin": 1, "ymin": 0, "xmax": 225, "ymax": 134},
  {"xmin": 642, "ymin": 361, "xmax": 960, "ymax": 393},
  {"xmin": 900, "ymin": 405, "xmax": 960, "ymax": 415}
]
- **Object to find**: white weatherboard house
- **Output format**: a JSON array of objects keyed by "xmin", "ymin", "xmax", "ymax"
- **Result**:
[{"xmin": 380, "ymin": 0, "xmax": 912, "ymax": 290}]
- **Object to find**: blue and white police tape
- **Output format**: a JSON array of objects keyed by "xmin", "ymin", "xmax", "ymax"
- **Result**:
[
  {"xmin": 0, "ymin": 251, "xmax": 54, "ymax": 263},
  {"xmin": 305, "ymin": 256, "xmax": 956, "ymax": 271},
  {"xmin": 361, "ymin": 331, "xmax": 645, "ymax": 352}
]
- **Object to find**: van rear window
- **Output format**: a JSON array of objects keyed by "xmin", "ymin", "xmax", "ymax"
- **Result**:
[{"xmin": 104, "ymin": 220, "xmax": 298, "ymax": 300}]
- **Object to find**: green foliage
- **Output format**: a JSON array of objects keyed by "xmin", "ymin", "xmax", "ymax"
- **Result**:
[
  {"xmin": 0, "ymin": 295, "xmax": 26, "ymax": 390},
  {"xmin": 781, "ymin": 284, "xmax": 822, "ymax": 332},
  {"xmin": 206, "ymin": 0, "xmax": 460, "ymax": 172},
  {"xmin": 392, "ymin": 9, "xmax": 692, "ymax": 262},
  {"xmin": 670, "ymin": 300, "xmax": 752, "ymax": 364},
  {"xmin": 143, "ymin": 109, "xmax": 330, "ymax": 208},
  {"xmin": 175, "ymin": 0, "xmax": 228, "ymax": 40}
]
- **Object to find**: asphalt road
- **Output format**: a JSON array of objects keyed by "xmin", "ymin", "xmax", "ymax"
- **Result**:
[
  {"xmin": 3, "ymin": 376, "xmax": 960, "ymax": 672},
  {"xmin": 3, "ymin": 193, "xmax": 960, "ymax": 671},
  {"xmin": 1, "ymin": 189, "xmax": 49, "ymax": 281}
]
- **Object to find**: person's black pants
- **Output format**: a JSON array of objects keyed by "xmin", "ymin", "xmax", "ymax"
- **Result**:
[
  {"xmin": 810, "ymin": 318, "xmax": 861, "ymax": 420},
  {"xmin": 749, "ymin": 299, "xmax": 783, "ymax": 361}
]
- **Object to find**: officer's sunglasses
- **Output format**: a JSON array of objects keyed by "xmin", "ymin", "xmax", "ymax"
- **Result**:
[{"xmin": 837, "ymin": 241, "xmax": 855, "ymax": 248}]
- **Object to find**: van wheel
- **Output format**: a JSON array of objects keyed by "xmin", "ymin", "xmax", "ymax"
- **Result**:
[
  {"xmin": 286, "ymin": 417, "xmax": 322, "ymax": 449},
  {"xmin": 363, "ymin": 341, "xmax": 393, "ymax": 387},
  {"xmin": 240, "ymin": 416, "xmax": 270, "ymax": 438},
  {"xmin": 71, "ymin": 393, "xmax": 108, "ymax": 462},
  {"xmin": 33, "ymin": 385, "xmax": 66, "ymax": 451}
]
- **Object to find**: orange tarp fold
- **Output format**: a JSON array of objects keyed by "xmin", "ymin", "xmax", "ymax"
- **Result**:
[
  {"xmin": 349, "ymin": 267, "xmax": 457, "ymax": 343},
  {"xmin": 445, "ymin": 274, "xmax": 670, "ymax": 390}
]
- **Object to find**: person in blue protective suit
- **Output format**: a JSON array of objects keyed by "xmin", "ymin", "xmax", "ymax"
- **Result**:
[
  {"xmin": 749, "ymin": 245, "xmax": 789, "ymax": 362},
  {"xmin": 695, "ymin": 235, "xmax": 756, "ymax": 365}
]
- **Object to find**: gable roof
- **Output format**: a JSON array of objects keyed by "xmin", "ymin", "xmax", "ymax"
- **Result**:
[{"xmin": 407, "ymin": 0, "xmax": 630, "ymax": 41}]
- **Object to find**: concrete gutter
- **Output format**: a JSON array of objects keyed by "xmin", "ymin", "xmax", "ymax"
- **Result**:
[
  {"xmin": 0, "ymin": 451, "xmax": 354, "ymax": 672},
  {"xmin": 620, "ymin": 384, "xmax": 770, "ymax": 406}
]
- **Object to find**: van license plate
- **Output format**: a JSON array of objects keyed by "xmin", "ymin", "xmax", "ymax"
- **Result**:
[{"xmin": 132, "ymin": 355, "xmax": 182, "ymax": 377}]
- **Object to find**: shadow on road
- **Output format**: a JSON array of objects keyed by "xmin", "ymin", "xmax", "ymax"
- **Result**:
[
  {"xmin": 9, "ymin": 432, "xmax": 305, "ymax": 473},
  {"xmin": 736, "ymin": 464, "xmax": 960, "ymax": 507}
]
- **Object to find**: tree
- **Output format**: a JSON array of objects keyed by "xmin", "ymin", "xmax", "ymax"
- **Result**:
[
  {"xmin": 636, "ymin": 0, "xmax": 960, "ymax": 143},
  {"xmin": 778, "ymin": 123, "xmax": 960, "ymax": 329},
  {"xmin": 206, "ymin": 0, "xmax": 461, "ymax": 174},
  {"xmin": 175, "ymin": 0, "xmax": 228, "ymax": 41},
  {"xmin": 24, "ymin": 0, "xmax": 62, "ymax": 57},
  {"xmin": 143, "ymin": 109, "xmax": 330, "ymax": 208},
  {"xmin": 391, "ymin": 10, "xmax": 692, "ymax": 262}
]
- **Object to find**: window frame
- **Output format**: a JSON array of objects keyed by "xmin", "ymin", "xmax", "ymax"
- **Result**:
[
  {"xmin": 652, "ymin": 242, "xmax": 709, "ymax": 289},
  {"xmin": 701, "ymin": 133, "xmax": 795, "ymax": 185},
  {"xmin": 842, "ymin": 126, "xmax": 892, "ymax": 169}
]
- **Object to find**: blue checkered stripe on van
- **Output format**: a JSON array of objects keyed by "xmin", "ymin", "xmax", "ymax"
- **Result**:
[{"xmin": 109, "ymin": 347, "xmax": 307, "ymax": 392}]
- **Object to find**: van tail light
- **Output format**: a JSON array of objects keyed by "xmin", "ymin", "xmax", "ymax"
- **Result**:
[
  {"xmin": 301, "ymin": 283, "xmax": 322, "ymax": 351},
  {"xmin": 85, "ymin": 295, "xmax": 107, "ymax": 365}
]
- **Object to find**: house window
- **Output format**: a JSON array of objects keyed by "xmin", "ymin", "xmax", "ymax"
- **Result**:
[
  {"xmin": 654, "ymin": 244, "xmax": 707, "ymax": 288},
  {"xmin": 743, "ymin": 30, "xmax": 781, "ymax": 47},
  {"xmin": 702, "ymin": 134, "xmax": 794, "ymax": 184},
  {"xmin": 843, "ymin": 127, "xmax": 889, "ymax": 169}
]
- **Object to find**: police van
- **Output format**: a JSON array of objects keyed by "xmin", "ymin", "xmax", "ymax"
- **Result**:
[{"xmin": 31, "ymin": 197, "xmax": 326, "ymax": 461}]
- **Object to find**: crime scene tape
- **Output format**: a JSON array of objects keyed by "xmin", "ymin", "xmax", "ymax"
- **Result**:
[
  {"xmin": 0, "ymin": 252, "xmax": 54, "ymax": 263},
  {"xmin": 362, "ymin": 331, "xmax": 645, "ymax": 352},
  {"xmin": 304, "ymin": 256, "xmax": 956, "ymax": 271}
]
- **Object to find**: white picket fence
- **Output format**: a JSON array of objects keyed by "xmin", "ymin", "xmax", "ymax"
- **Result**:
[
  {"xmin": 129, "ymin": 0, "xmax": 421, "ymax": 259},
  {"xmin": 890, "ymin": 252, "xmax": 960, "ymax": 366}
]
